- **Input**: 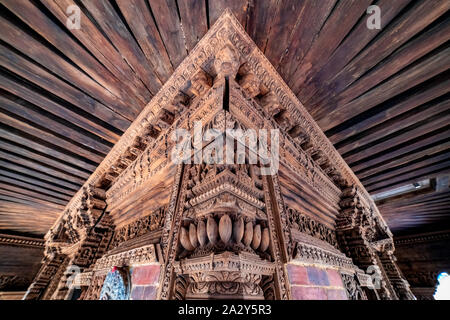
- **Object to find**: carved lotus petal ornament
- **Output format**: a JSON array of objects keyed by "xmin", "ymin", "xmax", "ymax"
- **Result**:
[
  {"xmin": 180, "ymin": 227, "xmax": 194, "ymax": 251},
  {"xmin": 189, "ymin": 223, "xmax": 198, "ymax": 248},
  {"xmin": 243, "ymin": 221, "xmax": 254, "ymax": 247},
  {"xmin": 260, "ymin": 228, "xmax": 270, "ymax": 252},
  {"xmin": 207, "ymin": 216, "xmax": 218, "ymax": 245},
  {"xmin": 233, "ymin": 217, "xmax": 244, "ymax": 243},
  {"xmin": 197, "ymin": 220, "xmax": 207, "ymax": 247},
  {"xmin": 251, "ymin": 224, "xmax": 262, "ymax": 250},
  {"xmin": 219, "ymin": 214, "xmax": 232, "ymax": 244}
]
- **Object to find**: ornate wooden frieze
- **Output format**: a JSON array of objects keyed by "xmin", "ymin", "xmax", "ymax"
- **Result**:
[
  {"xmin": 286, "ymin": 207, "xmax": 339, "ymax": 250},
  {"xmin": 93, "ymin": 244, "xmax": 158, "ymax": 272},
  {"xmin": 0, "ymin": 233, "xmax": 45, "ymax": 249},
  {"xmin": 72, "ymin": 271, "xmax": 93, "ymax": 288},
  {"xmin": 339, "ymin": 271, "xmax": 368, "ymax": 300},
  {"xmin": 292, "ymin": 242, "xmax": 354, "ymax": 271},
  {"xmin": 0, "ymin": 274, "xmax": 29, "ymax": 291},
  {"xmin": 80, "ymin": 274, "xmax": 106, "ymax": 300},
  {"xmin": 109, "ymin": 206, "xmax": 166, "ymax": 250}
]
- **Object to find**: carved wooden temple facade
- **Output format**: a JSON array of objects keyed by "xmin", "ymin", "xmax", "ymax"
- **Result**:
[{"xmin": 19, "ymin": 12, "xmax": 415, "ymax": 300}]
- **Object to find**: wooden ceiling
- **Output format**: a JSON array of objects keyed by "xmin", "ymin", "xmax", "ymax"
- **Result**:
[{"xmin": 0, "ymin": 0, "xmax": 449, "ymax": 238}]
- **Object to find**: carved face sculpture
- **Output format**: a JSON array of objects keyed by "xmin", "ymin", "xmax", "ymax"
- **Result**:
[
  {"xmin": 260, "ymin": 92, "xmax": 283, "ymax": 117},
  {"xmin": 240, "ymin": 73, "xmax": 260, "ymax": 98},
  {"xmin": 190, "ymin": 71, "xmax": 211, "ymax": 97},
  {"xmin": 214, "ymin": 44, "xmax": 240, "ymax": 78}
]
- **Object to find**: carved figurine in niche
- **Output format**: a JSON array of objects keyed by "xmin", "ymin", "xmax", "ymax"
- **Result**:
[{"xmin": 99, "ymin": 266, "xmax": 130, "ymax": 300}]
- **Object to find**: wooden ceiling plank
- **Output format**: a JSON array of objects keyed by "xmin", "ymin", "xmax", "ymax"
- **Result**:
[
  {"xmin": 0, "ymin": 94, "xmax": 111, "ymax": 155},
  {"xmin": 338, "ymin": 100, "xmax": 450, "ymax": 155},
  {"xmin": 147, "ymin": 0, "xmax": 188, "ymax": 68},
  {"xmin": 320, "ymin": 46, "xmax": 450, "ymax": 132},
  {"xmin": 0, "ymin": 74, "xmax": 119, "ymax": 145},
  {"xmin": 1, "ymin": 0, "xmax": 142, "ymax": 112},
  {"xmin": 0, "ymin": 151, "xmax": 85, "ymax": 186},
  {"xmin": 312, "ymin": 0, "xmax": 450, "ymax": 121},
  {"xmin": 0, "ymin": 170, "xmax": 75, "ymax": 196},
  {"xmin": 320, "ymin": 17, "xmax": 450, "ymax": 112},
  {"xmin": 352, "ymin": 129, "xmax": 450, "ymax": 174},
  {"xmin": 0, "ymin": 112, "xmax": 104, "ymax": 163},
  {"xmin": 208, "ymin": 0, "xmax": 249, "ymax": 28},
  {"xmin": 0, "ymin": 184, "xmax": 67, "ymax": 205},
  {"xmin": 0, "ymin": 44, "xmax": 131, "ymax": 131},
  {"xmin": 80, "ymin": 0, "xmax": 162, "ymax": 95},
  {"xmin": 0, "ymin": 16, "xmax": 135, "ymax": 120},
  {"xmin": 0, "ymin": 196, "xmax": 61, "ymax": 211},
  {"xmin": 0, "ymin": 160, "xmax": 80, "ymax": 191},
  {"xmin": 358, "ymin": 140, "xmax": 450, "ymax": 179},
  {"xmin": 288, "ymin": 0, "xmax": 372, "ymax": 95},
  {"xmin": 175, "ymin": 0, "xmax": 208, "ymax": 53},
  {"xmin": 277, "ymin": 0, "xmax": 336, "ymax": 81},
  {"xmin": 244, "ymin": 0, "xmax": 279, "ymax": 51},
  {"xmin": 0, "ymin": 178, "xmax": 72, "ymax": 201},
  {"xmin": 40, "ymin": 0, "xmax": 152, "ymax": 108},
  {"xmin": 345, "ymin": 113, "xmax": 450, "ymax": 165},
  {"xmin": 0, "ymin": 128, "xmax": 96, "ymax": 172},
  {"xmin": 0, "ymin": 190, "xmax": 64, "ymax": 210},
  {"xmin": 329, "ymin": 75, "xmax": 450, "ymax": 144},
  {"xmin": 363, "ymin": 151, "xmax": 450, "ymax": 186},
  {"xmin": 0, "ymin": 140, "xmax": 89, "ymax": 180},
  {"xmin": 367, "ymin": 164, "xmax": 450, "ymax": 193},
  {"xmin": 263, "ymin": 0, "xmax": 308, "ymax": 69},
  {"xmin": 116, "ymin": 0, "xmax": 174, "ymax": 82},
  {"xmin": 300, "ymin": 0, "xmax": 412, "ymax": 105}
]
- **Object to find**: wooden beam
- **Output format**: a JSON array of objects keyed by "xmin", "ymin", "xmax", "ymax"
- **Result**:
[
  {"xmin": 0, "ymin": 127, "xmax": 96, "ymax": 172},
  {"xmin": 317, "ymin": 16, "xmax": 450, "ymax": 112},
  {"xmin": 319, "ymin": 46, "xmax": 450, "ymax": 132},
  {"xmin": 0, "ymin": 184, "xmax": 67, "ymax": 205},
  {"xmin": 0, "ymin": 74, "xmax": 119, "ymax": 146},
  {"xmin": 329, "ymin": 74, "xmax": 450, "ymax": 144},
  {"xmin": 116, "ymin": 0, "xmax": 174, "ymax": 82},
  {"xmin": 0, "ymin": 43, "xmax": 131, "ymax": 130},
  {"xmin": 147, "ymin": 0, "xmax": 188, "ymax": 68},
  {"xmin": 367, "ymin": 163, "xmax": 450, "ymax": 193},
  {"xmin": 0, "ymin": 111, "xmax": 104, "ymax": 163},
  {"xmin": 40, "ymin": 0, "xmax": 152, "ymax": 108},
  {"xmin": 362, "ymin": 151, "xmax": 450, "ymax": 186},
  {"xmin": 0, "ymin": 151, "xmax": 85, "ymax": 185},
  {"xmin": 0, "ymin": 160, "xmax": 80, "ymax": 190},
  {"xmin": 1, "ymin": 0, "xmax": 142, "ymax": 112},
  {"xmin": 176, "ymin": 0, "xmax": 208, "ymax": 52},
  {"xmin": 337, "ymin": 100, "xmax": 450, "ymax": 155},
  {"xmin": 0, "ymin": 170, "xmax": 75, "ymax": 196},
  {"xmin": 0, "ymin": 15, "xmax": 134, "ymax": 118},
  {"xmin": 277, "ymin": 0, "xmax": 336, "ymax": 80},
  {"xmin": 0, "ymin": 140, "xmax": 90, "ymax": 179},
  {"xmin": 357, "ymin": 140, "xmax": 450, "ymax": 179},
  {"xmin": 288, "ymin": 0, "xmax": 373, "ymax": 95},
  {"xmin": 80, "ymin": 0, "xmax": 162, "ymax": 95},
  {"xmin": 344, "ymin": 113, "xmax": 450, "ymax": 165},
  {"xmin": 299, "ymin": 0, "xmax": 411, "ymax": 104},
  {"xmin": 312, "ymin": 0, "xmax": 450, "ymax": 122}
]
